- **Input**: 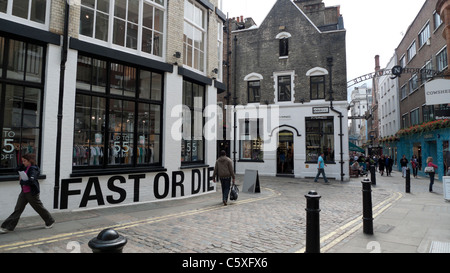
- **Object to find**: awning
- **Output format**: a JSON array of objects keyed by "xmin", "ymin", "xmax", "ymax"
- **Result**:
[{"xmin": 349, "ymin": 142, "xmax": 364, "ymax": 153}]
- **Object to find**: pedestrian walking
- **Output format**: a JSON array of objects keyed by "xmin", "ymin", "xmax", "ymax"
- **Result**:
[
  {"xmin": 314, "ymin": 153, "xmax": 329, "ymax": 183},
  {"xmin": 378, "ymin": 155, "xmax": 385, "ymax": 176},
  {"xmin": 213, "ymin": 150, "xmax": 235, "ymax": 206},
  {"xmin": 1, "ymin": 154, "xmax": 55, "ymax": 234},
  {"xmin": 400, "ymin": 155, "xmax": 409, "ymax": 178},
  {"xmin": 386, "ymin": 156, "xmax": 393, "ymax": 176},
  {"xmin": 425, "ymin": 157, "xmax": 438, "ymax": 192},
  {"xmin": 411, "ymin": 155, "xmax": 419, "ymax": 178}
]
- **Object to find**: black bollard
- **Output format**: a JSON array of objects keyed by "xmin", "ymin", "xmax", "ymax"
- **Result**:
[
  {"xmin": 405, "ymin": 167, "xmax": 411, "ymax": 193},
  {"xmin": 305, "ymin": 190, "xmax": 321, "ymax": 253},
  {"xmin": 88, "ymin": 228, "xmax": 128, "ymax": 253},
  {"xmin": 370, "ymin": 165, "xmax": 376, "ymax": 186},
  {"xmin": 361, "ymin": 178, "xmax": 374, "ymax": 235}
]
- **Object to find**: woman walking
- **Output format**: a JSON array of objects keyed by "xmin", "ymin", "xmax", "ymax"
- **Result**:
[
  {"xmin": 426, "ymin": 157, "xmax": 438, "ymax": 192},
  {"xmin": 411, "ymin": 155, "xmax": 419, "ymax": 178},
  {"xmin": 1, "ymin": 154, "xmax": 55, "ymax": 233},
  {"xmin": 213, "ymin": 150, "xmax": 235, "ymax": 206}
]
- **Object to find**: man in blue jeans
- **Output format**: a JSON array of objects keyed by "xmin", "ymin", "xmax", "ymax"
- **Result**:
[{"xmin": 314, "ymin": 153, "xmax": 329, "ymax": 183}]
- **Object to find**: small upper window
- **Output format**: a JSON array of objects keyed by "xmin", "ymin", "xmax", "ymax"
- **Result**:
[{"xmin": 276, "ymin": 32, "xmax": 291, "ymax": 58}]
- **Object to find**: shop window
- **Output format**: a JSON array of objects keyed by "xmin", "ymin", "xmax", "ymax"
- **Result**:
[
  {"xmin": 181, "ymin": 79, "xmax": 205, "ymax": 164},
  {"xmin": 239, "ymin": 119, "xmax": 263, "ymax": 161},
  {"xmin": 305, "ymin": 117, "xmax": 334, "ymax": 163},
  {"xmin": 0, "ymin": 36, "xmax": 45, "ymax": 175},
  {"xmin": 73, "ymin": 54, "xmax": 163, "ymax": 170}
]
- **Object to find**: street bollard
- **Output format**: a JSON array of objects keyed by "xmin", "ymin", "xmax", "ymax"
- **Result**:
[
  {"xmin": 305, "ymin": 190, "xmax": 321, "ymax": 253},
  {"xmin": 370, "ymin": 165, "xmax": 376, "ymax": 186},
  {"xmin": 405, "ymin": 167, "xmax": 411, "ymax": 193},
  {"xmin": 88, "ymin": 228, "xmax": 128, "ymax": 253},
  {"xmin": 361, "ymin": 178, "xmax": 374, "ymax": 235}
]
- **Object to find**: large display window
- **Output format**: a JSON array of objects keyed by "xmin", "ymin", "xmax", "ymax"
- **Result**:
[
  {"xmin": 73, "ymin": 53, "xmax": 163, "ymax": 171},
  {"xmin": 0, "ymin": 36, "xmax": 44, "ymax": 174},
  {"xmin": 305, "ymin": 116, "xmax": 335, "ymax": 163}
]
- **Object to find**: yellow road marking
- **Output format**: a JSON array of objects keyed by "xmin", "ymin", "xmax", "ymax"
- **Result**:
[{"xmin": 0, "ymin": 188, "xmax": 280, "ymax": 251}]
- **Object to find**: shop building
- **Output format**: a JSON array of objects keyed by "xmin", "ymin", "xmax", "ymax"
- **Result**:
[
  {"xmin": 226, "ymin": 0, "xmax": 349, "ymax": 181},
  {"xmin": 0, "ymin": 0, "xmax": 226, "ymax": 219},
  {"xmin": 395, "ymin": 0, "xmax": 450, "ymax": 180}
]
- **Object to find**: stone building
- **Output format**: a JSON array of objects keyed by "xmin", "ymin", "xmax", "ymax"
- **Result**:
[
  {"xmin": 0, "ymin": 0, "xmax": 226, "ymax": 219},
  {"xmin": 225, "ymin": 0, "xmax": 349, "ymax": 181}
]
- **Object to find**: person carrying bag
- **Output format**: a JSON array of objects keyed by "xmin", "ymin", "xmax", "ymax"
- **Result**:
[{"xmin": 213, "ymin": 150, "xmax": 235, "ymax": 206}]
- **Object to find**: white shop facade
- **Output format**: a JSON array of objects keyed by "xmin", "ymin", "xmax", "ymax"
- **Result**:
[{"xmin": 0, "ymin": 0, "xmax": 224, "ymax": 219}]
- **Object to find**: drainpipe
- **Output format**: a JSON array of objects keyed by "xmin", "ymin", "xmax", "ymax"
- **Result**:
[
  {"xmin": 54, "ymin": 1, "xmax": 70, "ymax": 209},
  {"xmin": 327, "ymin": 57, "xmax": 344, "ymax": 182},
  {"xmin": 233, "ymin": 35, "xmax": 238, "ymax": 172}
]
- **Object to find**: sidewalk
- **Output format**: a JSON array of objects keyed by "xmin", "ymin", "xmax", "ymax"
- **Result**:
[{"xmin": 328, "ymin": 171, "xmax": 450, "ymax": 253}]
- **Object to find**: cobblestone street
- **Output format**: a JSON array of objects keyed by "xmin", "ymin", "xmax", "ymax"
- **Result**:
[{"xmin": 0, "ymin": 174, "xmax": 397, "ymax": 253}]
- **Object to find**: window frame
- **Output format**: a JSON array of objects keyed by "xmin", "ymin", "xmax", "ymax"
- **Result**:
[
  {"xmin": 310, "ymin": 75, "xmax": 326, "ymax": 100},
  {"xmin": 78, "ymin": 0, "xmax": 167, "ymax": 59},
  {"xmin": 239, "ymin": 118, "xmax": 264, "ymax": 162},
  {"xmin": 0, "ymin": 35, "xmax": 46, "ymax": 176},
  {"xmin": 181, "ymin": 79, "xmax": 206, "ymax": 165},
  {"xmin": 305, "ymin": 116, "xmax": 335, "ymax": 164},
  {"xmin": 183, "ymin": 0, "xmax": 207, "ymax": 73},
  {"xmin": 247, "ymin": 80, "xmax": 261, "ymax": 103},
  {"xmin": 0, "ymin": 0, "xmax": 50, "ymax": 30},
  {"xmin": 73, "ymin": 53, "xmax": 164, "ymax": 172}
]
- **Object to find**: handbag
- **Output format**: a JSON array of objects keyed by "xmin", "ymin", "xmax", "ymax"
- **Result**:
[
  {"xmin": 424, "ymin": 166, "xmax": 434, "ymax": 173},
  {"xmin": 230, "ymin": 184, "xmax": 239, "ymax": 201}
]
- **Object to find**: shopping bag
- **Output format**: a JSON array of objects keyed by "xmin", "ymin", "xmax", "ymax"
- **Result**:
[{"xmin": 230, "ymin": 184, "xmax": 239, "ymax": 201}]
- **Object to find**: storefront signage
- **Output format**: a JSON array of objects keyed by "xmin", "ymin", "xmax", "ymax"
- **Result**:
[
  {"xmin": 425, "ymin": 79, "xmax": 450, "ymax": 105},
  {"xmin": 313, "ymin": 107, "xmax": 329, "ymax": 114},
  {"xmin": 58, "ymin": 167, "xmax": 215, "ymax": 210}
]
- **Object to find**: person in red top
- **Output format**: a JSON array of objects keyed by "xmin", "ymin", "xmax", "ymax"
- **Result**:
[{"xmin": 426, "ymin": 157, "xmax": 438, "ymax": 192}]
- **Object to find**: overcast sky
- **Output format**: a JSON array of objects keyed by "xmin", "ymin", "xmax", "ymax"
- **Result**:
[{"xmin": 222, "ymin": 0, "xmax": 427, "ymax": 87}]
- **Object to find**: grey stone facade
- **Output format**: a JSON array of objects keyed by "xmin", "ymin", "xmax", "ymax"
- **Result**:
[{"xmin": 231, "ymin": 0, "xmax": 347, "ymax": 105}]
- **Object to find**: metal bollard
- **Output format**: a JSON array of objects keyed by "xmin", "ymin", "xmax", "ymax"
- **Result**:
[
  {"xmin": 88, "ymin": 228, "xmax": 128, "ymax": 253},
  {"xmin": 361, "ymin": 178, "xmax": 374, "ymax": 235},
  {"xmin": 370, "ymin": 165, "xmax": 376, "ymax": 186},
  {"xmin": 405, "ymin": 167, "xmax": 411, "ymax": 193},
  {"xmin": 305, "ymin": 190, "xmax": 321, "ymax": 253}
]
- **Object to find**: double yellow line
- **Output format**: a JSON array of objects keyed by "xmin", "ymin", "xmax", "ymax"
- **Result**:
[
  {"xmin": 0, "ymin": 188, "xmax": 281, "ymax": 252},
  {"xmin": 296, "ymin": 191, "xmax": 403, "ymax": 253}
]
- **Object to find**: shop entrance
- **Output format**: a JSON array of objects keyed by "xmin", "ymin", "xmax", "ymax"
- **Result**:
[{"xmin": 277, "ymin": 131, "xmax": 294, "ymax": 175}]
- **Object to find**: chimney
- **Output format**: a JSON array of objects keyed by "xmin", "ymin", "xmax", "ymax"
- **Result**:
[{"xmin": 374, "ymin": 55, "xmax": 380, "ymax": 72}]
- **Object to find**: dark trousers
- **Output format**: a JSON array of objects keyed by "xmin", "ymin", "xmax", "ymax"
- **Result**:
[
  {"xmin": 429, "ymin": 173, "xmax": 435, "ymax": 192},
  {"xmin": 220, "ymin": 178, "xmax": 231, "ymax": 202},
  {"xmin": 1, "ymin": 192, "xmax": 54, "ymax": 231}
]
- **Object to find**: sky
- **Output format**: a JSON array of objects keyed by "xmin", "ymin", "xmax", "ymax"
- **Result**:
[{"xmin": 221, "ymin": 0, "xmax": 427, "ymax": 89}]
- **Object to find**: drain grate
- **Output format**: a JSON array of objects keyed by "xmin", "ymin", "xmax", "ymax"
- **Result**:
[{"xmin": 429, "ymin": 241, "xmax": 450, "ymax": 253}]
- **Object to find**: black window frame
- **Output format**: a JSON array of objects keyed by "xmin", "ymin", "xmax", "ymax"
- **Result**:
[
  {"xmin": 247, "ymin": 80, "xmax": 260, "ymax": 103},
  {"xmin": 0, "ymin": 35, "xmax": 46, "ymax": 176},
  {"xmin": 277, "ymin": 75, "xmax": 291, "ymax": 102},
  {"xmin": 310, "ymin": 75, "xmax": 326, "ymax": 100},
  {"xmin": 72, "ymin": 53, "xmax": 164, "ymax": 173},
  {"xmin": 181, "ymin": 78, "xmax": 206, "ymax": 165},
  {"xmin": 305, "ymin": 116, "xmax": 335, "ymax": 164}
]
